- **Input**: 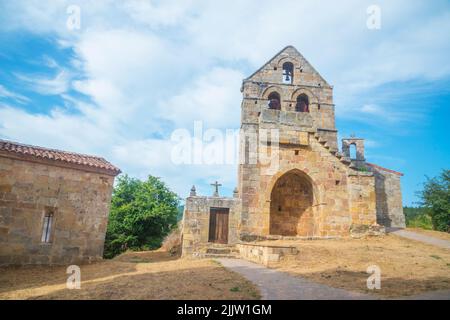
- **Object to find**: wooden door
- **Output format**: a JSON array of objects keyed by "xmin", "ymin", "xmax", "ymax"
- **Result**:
[{"xmin": 208, "ymin": 208, "xmax": 229, "ymax": 244}]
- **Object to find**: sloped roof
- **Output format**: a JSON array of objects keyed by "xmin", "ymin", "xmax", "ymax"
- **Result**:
[
  {"xmin": 244, "ymin": 45, "xmax": 331, "ymax": 87},
  {"xmin": 366, "ymin": 162, "xmax": 403, "ymax": 176},
  {"xmin": 0, "ymin": 139, "xmax": 121, "ymax": 176}
]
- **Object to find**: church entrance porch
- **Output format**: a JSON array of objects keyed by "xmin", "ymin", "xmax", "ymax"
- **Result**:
[{"xmin": 269, "ymin": 170, "xmax": 314, "ymax": 237}]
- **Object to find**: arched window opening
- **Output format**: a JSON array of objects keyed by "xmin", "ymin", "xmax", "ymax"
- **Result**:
[
  {"xmin": 268, "ymin": 92, "xmax": 281, "ymax": 110},
  {"xmin": 349, "ymin": 144, "xmax": 357, "ymax": 159},
  {"xmin": 296, "ymin": 94, "xmax": 309, "ymax": 112},
  {"xmin": 282, "ymin": 62, "xmax": 294, "ymax": 84}
]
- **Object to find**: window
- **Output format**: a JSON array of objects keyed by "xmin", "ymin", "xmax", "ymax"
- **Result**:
[
  {"xmin": 282, "ymin": 62, "xmax": 294, "ymax": 84},
  {"xmin": 349, "ymin": 144, "xmax": 357, "ymax": 159},
  {"xmin": 295, "ymin": 94, "xmax": 309, "ymax": 112},
  {"xmin": 41, "ymin": 210, "xmax": 54, "ymax": 243},
  {"xmin": 268, "ymin": 92, "xmax": 281, "ymax": 110}
]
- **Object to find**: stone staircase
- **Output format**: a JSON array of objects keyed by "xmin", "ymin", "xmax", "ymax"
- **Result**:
[
  {"xmin": 202, "ymin": 245, "xmax": 240, "ymax": 259},
  {"xmin": 312, "ymin": 132, "xmax": 357, "ymax": 170},
  {"xmin": 199, "ymin": 242, "xmax": 300, "ymax": 266}
]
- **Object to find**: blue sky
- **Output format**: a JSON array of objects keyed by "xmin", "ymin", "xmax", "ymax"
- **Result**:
[{"xmin": 0, "ymin": 0, "xmax": 449, "ymax": 205}]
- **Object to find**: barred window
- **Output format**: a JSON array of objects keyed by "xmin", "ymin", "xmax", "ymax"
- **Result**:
[{"xmin": 41, "ymin": 210, "xmax": 54, "ymax": 243}]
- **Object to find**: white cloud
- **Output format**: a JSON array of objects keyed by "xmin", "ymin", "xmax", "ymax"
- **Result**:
[
  {"xmin": 14, "ymin": 70, "xmax": 71, "ymax": 95},
  {"xmin": 0, "ymin": 105, "xmax": 113, "ymax": 155},
  {"xmin": 0, "ymin": 85, "xmax": 30, "ymax": 104},
  {"xmin": 122, "ymin": 0, "xmax": 195, "ymax": 28},
  {"xmin": 162, "ymin": 68, "xmax": 244, "ymax": 129},
  {"xmin": 1, "ymin": 0, "xmax": 449, "ymax": 197}
]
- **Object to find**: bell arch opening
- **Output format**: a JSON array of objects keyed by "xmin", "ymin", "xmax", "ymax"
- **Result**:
[{"xmin": 269, "ymin": 170, "xmax": 314, "ymax": 236}]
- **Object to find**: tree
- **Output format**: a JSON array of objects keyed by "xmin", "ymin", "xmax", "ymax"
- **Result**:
[
  {"xmin": 419, "ymin": 170, "xmax": 450, "ymax": 232},
  {"xmin": 104, "ymin": 175, "xmax": 180, "ymax": 258}
]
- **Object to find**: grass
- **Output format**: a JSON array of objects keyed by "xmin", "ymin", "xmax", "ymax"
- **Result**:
[
  {"xmin": 0, "ymin": 250, "xmax": 260, "ymax": 300},
  {"xmin": 263, "ymin": 234, "xmax": 450, "ymax": 297}
]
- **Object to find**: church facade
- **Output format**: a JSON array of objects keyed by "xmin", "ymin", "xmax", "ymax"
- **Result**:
[{"xmin": 182, "ymin": 46, "xmax": 405, "ymax": 257}]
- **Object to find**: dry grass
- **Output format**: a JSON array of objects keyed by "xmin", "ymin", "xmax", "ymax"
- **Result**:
[
  {"xmin": 0, "ymin": 250, "xmax": 260, "ymax": 300},
  {"xmin": 406, "ymin": 228, "xmax": 450, "ymax": 241},
  {"xmin": 263, "ymin": 234, "xmax": 450, "ymax": 298},
  {"xmin": 160, "ymin": 225, "xmax": 182, "ymax": 256}
]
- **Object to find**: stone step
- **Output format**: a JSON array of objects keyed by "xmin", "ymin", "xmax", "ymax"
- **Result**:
[
  {"xmin": 203, "ymin": 253, "xmax": 239, "ymax": 259},
  {"xmin": 206, "ymin": 248, "xmax": 232, "ymax": 255}
]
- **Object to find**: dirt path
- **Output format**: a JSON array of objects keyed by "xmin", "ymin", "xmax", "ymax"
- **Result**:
[
  {"xmin": 216, "ymin": 258, "xmax": 373, "ymax": 300},
  {"xmin": 217, "ymin": 258, "xmax": 450, "ymax": 300},
  {"xmin": 387, "ymin": 228, "xmax": 450, "ymax": 249}
]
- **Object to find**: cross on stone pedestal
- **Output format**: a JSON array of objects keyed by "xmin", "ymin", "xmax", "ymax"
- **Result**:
[{"xmin": 210, "ymin": 181, "xmax": 222, "ymax": 197}]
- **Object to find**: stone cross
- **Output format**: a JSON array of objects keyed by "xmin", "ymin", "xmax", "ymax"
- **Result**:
[{"xmin": 210, "ymin": 181, "xmax": 222, "ymax": 197}]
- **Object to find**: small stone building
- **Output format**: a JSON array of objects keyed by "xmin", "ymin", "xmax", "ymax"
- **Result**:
[
  {"xmin": 0, "ymin": 140, "xmax": 120, "ymax": 265},
  {"xmin": 182, "ymin": 46, "xmax": 405, "ymax": 257}
]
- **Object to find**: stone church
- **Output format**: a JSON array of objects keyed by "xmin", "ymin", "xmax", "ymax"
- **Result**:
[
  {"xmin": 182, "ymin": 46, "xmax": 405, "ymax": 257},
  {"xmin": 0, "ymin": 140, "xmax": 120, "ymax": 265}
]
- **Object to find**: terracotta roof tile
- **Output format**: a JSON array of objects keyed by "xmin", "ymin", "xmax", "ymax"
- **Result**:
[
  {"xmin": 366, "ymin": 162, "xmax": 403, "ymax": 176},
  {"xmin": 0, "ymin": 139, "xmax": 121, "ymax": 176}
]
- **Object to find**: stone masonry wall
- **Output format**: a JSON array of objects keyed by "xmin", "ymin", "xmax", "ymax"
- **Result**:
[
  {"xmin": 238, "ymin": 129, "xmax": 377, "ymax": 238},
  {"xmin": 237, "ymin": 46, "xmax": 378, "ymax": 239},
  {"xmin": 0, "ymin": 156, "xmax": 115, "ymax": 265},
  {"xmin": 348, "ymin": 174, "xmax": 377, "ymax": 225},
  {"xmin": 369, "ymin": 168, "xmax": 405, "ymax": 228},
  {"xmin": 182, "ymin": 196, "xmax": 241, "ymax": 257}
]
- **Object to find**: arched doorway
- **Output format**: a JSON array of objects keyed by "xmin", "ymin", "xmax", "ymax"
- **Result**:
[{"xmin": 269, "ymin": 170, "xmax": 314, "ymax": 236}]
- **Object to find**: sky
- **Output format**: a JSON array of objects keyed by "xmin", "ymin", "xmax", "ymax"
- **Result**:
[{"xmin": 0, "ymin": 0, "xmax": 449, "ymax": 205}]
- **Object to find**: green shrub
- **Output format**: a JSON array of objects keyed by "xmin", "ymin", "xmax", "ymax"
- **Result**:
[
  {"xmin": 405, "ymin": 210, "xmax": 433, "ymax": 230},
  {"xmin": 104, "ymin": 175, "xmax": 180, "ymax": 259},
  {"xmin": 418, "ymin": 170, "xmax": 450, "ymax": 232}
]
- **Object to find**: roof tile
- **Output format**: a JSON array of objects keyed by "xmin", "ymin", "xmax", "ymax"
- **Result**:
[{"xmin": 0, "ymin": 139, "xmax": 121, "ymax": 176}]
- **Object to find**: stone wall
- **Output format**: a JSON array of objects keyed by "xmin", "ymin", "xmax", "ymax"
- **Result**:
[
  {"xmin": 369, "ymin": 167, "xmax": 405, "ymax": 228},
  {"xmin": 242, "ymin": 46, "xmax": 337, "ymax": 148},
  {"xmin": 0, "ymin": 156, "xmax": 115, "ymax": 265},
  {"xmin": 181, "ymin": 196, "xmax": 241, "ymax": 257},
  {"xmin": 348, "ymin": 173, "xmax": 377, "ymax": 226},
  {"xmin": 237, "ymin": 243, "xmax": 298, "ymax": 266},
  {"xmin": 238, "ymin": 129, "xmax": 377, "ymax": 238}
]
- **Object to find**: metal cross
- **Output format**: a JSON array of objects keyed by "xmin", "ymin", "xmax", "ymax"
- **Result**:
[{"xmin": 210, "ymin": 181, "xmax": 222, "ymax": 197}]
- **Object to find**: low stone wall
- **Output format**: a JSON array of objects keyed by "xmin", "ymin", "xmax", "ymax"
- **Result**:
[{"xmin": 237, "ymin": 243, "xmax": 298, "ymax": 266}]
